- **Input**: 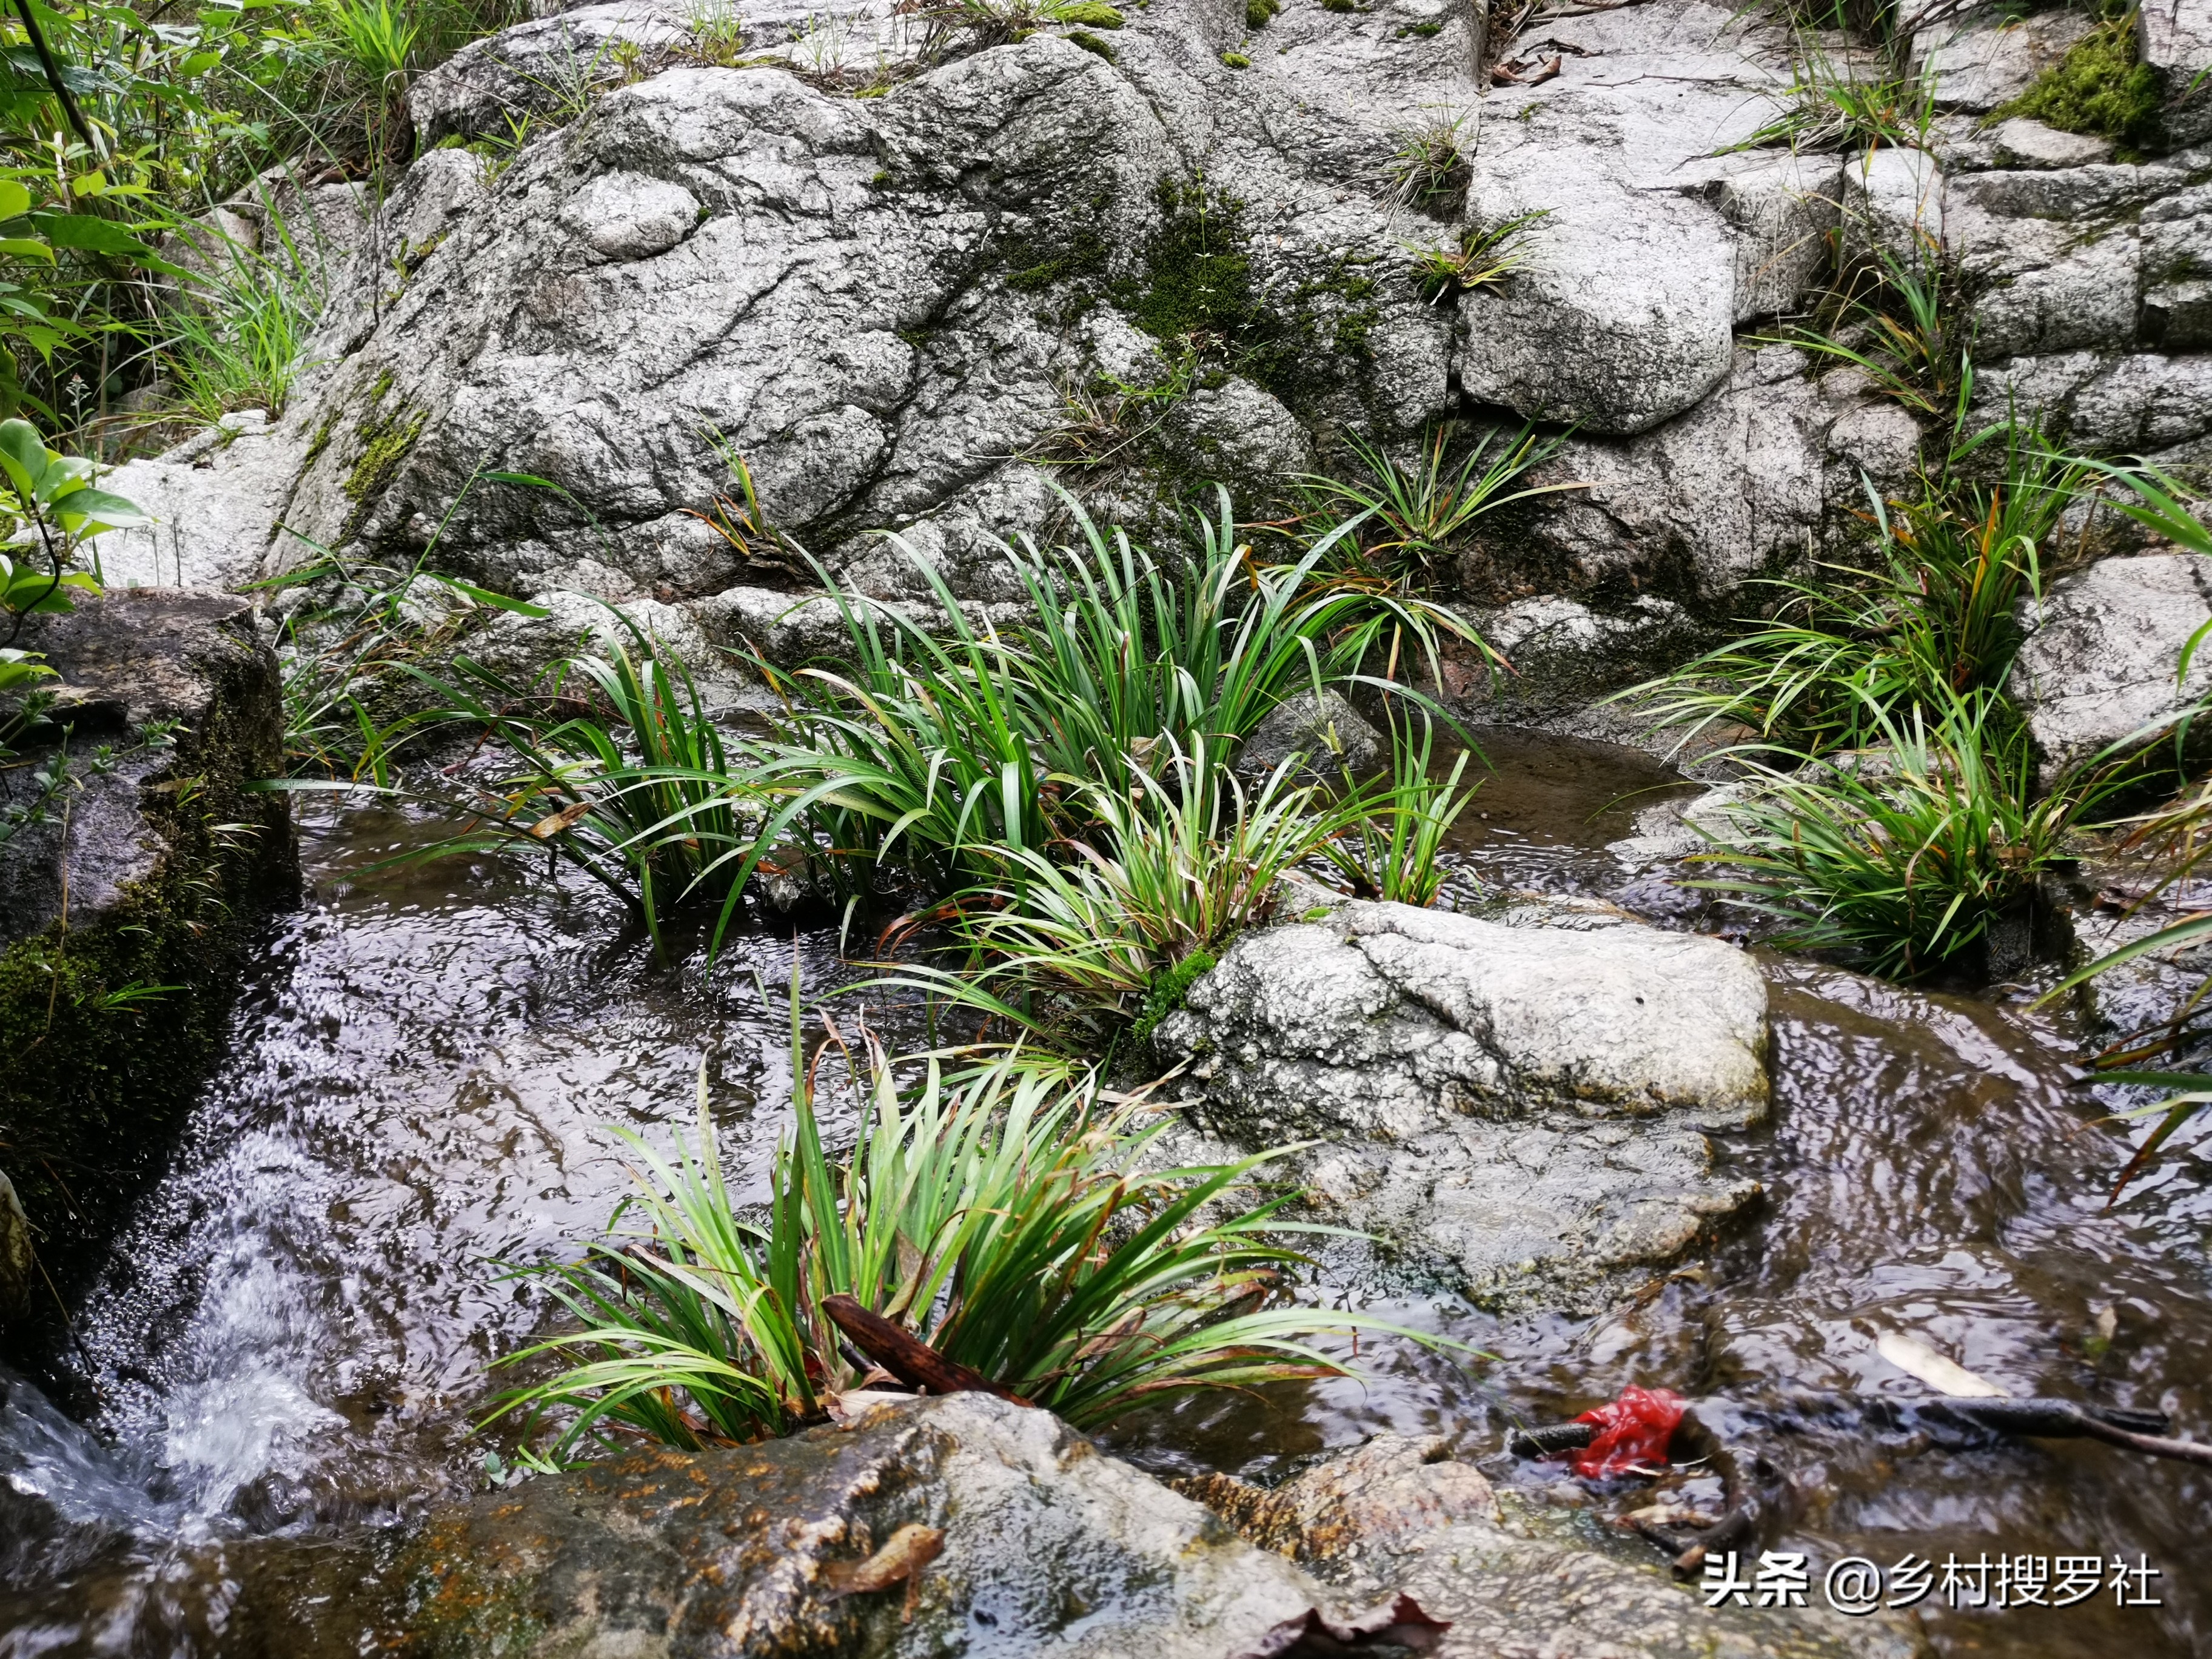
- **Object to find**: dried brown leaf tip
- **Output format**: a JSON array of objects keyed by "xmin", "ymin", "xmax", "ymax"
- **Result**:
[{"xmin": 822, "ymin": 1522, "xmax": 945, "ymax": 1622}]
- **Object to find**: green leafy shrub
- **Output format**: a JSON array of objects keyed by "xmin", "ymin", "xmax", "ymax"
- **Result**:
[
  {"xmin": 489, "ymin": 991, "xmax": 1446, "ymax": 1460},
  {"xmin": 2001, "ymin": 16, "xmax": 2162, "ymax": 153},
  {"xmin": 0, "ymin": 417, "xmax": 146, "ymax": 645}
]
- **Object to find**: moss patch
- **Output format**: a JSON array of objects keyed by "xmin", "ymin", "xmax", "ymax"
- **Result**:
[
  {"xmin": 1067, "ymin": 27, "xmax": 1117, "ymax": 61},
  {"xmin": 1133, "ymin": 948, "xmax": 1216, "ymax": 1045},
  {"xmin": 341, "ymin": 374, "xmax": 430, "ymax": 541},
  {"xmin": 1999, "ymin": 16, "xmax": 2162, "ymax": 153}
]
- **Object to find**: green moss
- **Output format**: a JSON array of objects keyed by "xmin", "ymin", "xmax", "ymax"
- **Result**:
[
  {"xmin": 1054, "ymin": 0, "xmax": 1125, "ymax": 23},
  {"xmin": 1131, "ymin": 948, "xmax": 1216, "ymax": 1044},
  {"xmin": 1398, "ymin": 19, "xmax": 1441, "ymax": 33},
  {"xmin": 1119, "ymin": 179, "xmax": 1259, "ymax": 340},
  {"xmin": 1067, "ymin": 27, "xmax": 1118, "ymax": 61},
  {"xmin": 1320, "ymin": 0, "xmax": 1361, "ymax": 13},
  {"xmin": 301, "ymin": 403, "xmax": 342, "ymax": 471},
  {"xmin": 341, "ymin": 374, "xmax": 429, "ymax": 540},
  {"xmin": 1246, "ymin": 0, "xmax": 1280, "ymax": 25},
  {"xmin": 1220, "ymin": 49, "xmax": 1250, "ymax": 65},
  {"xmin": 1999, "ymin": 16, "xmax": 2162, "ymax": 152}
]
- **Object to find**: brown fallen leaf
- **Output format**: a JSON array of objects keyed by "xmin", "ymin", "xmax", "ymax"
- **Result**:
[
  {"xmin": 1492, "ymin": 52, "xmax": 1562, "ymax": 85},
  {"xmin": 823, "ymin": 1523, "xmax": 945, "ymax": 1623},
  {"xmin": 527, "ymin": 798, "xmax": 594, "ymax": 839},
  {"xmin": 1232, "ymin": 1592, "xmax": 1450, "ymax": 1658}
]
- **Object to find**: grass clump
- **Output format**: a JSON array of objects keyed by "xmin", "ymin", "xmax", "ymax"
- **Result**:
[
  {"xmin": 1409, "ymin": 212, "xmax": 1547, "ymax": 304},
  {"xmin": 395, "ymin": 618, "xmax": 754, "ymax": 962},
  {"xmin": 490, "ymin": 987, "xmax": 1449, "ymax": 1459},
  {"xmin": 1381, "ymin": 111, "xmax": 1470, "ymax": 218},
  {"xmin": 1687, "ymin": 687, "xmax": 2110, "ymax": 980},
  {"xmin": 2000, "ymin": 16, "xmax": 2162, "ymax": 153},
  {"xmin": 1779, "ymin": 240, "xmax": 1971, "ymax": 423},
  {"xmin": 741, "ymin": 489, "xmax": 1469, "ymax": 903},
  {"xmin": 923, "ymin": 744, "xmax": 1358, "ymax": 1036},
  {"xmin": 1316, "ymin": 711, "xmax": 1476, "ymax": 906},
  {"xmin": 1622, "ymin": 424, "xmax": 2084, "ymax": 756},
  {"xmin": 1738, "ymin": 45, "xmax": 1938, "ymax": 154},
  {"xmin": 1298, "ymin": 421, "xmax": 1586, "ymax": 584}
]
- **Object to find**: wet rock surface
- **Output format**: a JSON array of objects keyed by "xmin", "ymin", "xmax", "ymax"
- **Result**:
[
  {"xmin": 1152, "ymin": 882, "xmax": 1769, "ymax": 1309},
  {"xmin": 299, "ymin": 1393, "xmax": 1326, "ymax": 1657},
  {"xmin": 221, "ymin": 1398, "xmax": 1924, "ymax": 1659},
  {"xmin": 1182, "ymin": 1433, "xmax": 1929, "ymax": 1659},
  {"xmin": 0, "ymin": 590, "xmax": 293, "ymax": 1349}
]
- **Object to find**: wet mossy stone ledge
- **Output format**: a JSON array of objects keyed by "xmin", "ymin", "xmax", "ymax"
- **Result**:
[
  {"xmin": 213, "ymin": 1393, "xmax": 1920, "ymax": 1658},
  {"xmin": 0, "ymin": 588, "xmax": 294, "ymax": 1366}
]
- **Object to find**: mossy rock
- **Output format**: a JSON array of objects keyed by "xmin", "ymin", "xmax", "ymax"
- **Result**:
[
  {"xmin": 0, "ymin": 590, "xmax": 295, "ymax": 1370},
  {"xmin": 1999, "ymin": 16, "xmax": 2163, "ymax": 154}
]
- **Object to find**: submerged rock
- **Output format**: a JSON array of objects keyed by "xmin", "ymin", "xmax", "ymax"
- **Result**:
[
  {"xmin": 1238, "ymin": 688, "xmax": 1384, "ymax": 780},
  {"xmin": 1152, "ymin": 884, "xmax": 1769, "ymax": 1309},
  {"xmin": 0, "ymin": 591, "xmax": 294, "ymax": 1352},
  {"xmin": 2007, "ymin": 552, "xmax": 2212, "ymax": 782}
]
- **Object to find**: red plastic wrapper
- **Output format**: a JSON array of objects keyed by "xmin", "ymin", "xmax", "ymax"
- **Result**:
[{"xmin": 1569, "ymin": 1385, "xmax": 1687, "ymax": 1477}]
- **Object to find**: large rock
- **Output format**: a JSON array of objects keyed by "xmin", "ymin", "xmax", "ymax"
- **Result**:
[
  {"xmin": 2007, "ymin": 552, "xmax": 2212, "ymax": 780},
  {"xmin": 94, "ymin": 412, "xmax": 309, "ymax": 591},
  {"xmin": 307, "ymin": 1393, "xmax": 1327, "ymax": 1656},
  {"xmin": 1153, "ymin": 885, "xmax": 1769, "ymax": 1309},
  {"xmin": 1471, "ymin": 347, "xmax": 1869, "ymax": 606},
  {"xmin": 257, "ymin": 0, "xmax": 1877, "ymax": 622},
  {"xmin": 1453, "ymin": 4, "xmax": 1797, "ymax": 436},
  {"xmin": 282, "ymin": 12, "xmax": 1481, "ymax": 605},
  {"xmin": 204, "ymin": 1395, "xmax": 1922, "ymax": 1658},
  {"xmin": 0, "ymin": 591, "xmax": 294, "ymax": 1351}
]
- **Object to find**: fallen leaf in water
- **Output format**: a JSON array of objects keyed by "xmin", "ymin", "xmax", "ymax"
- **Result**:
[
  {"xmin": 1615, "ymin": 1501, "xmax": 1724, "ymax": 1531},
  {"xmin": 1231, "ymin": 1592, "xmax": 1450, "ymax": 1658},
  {"xmin": 526, "ymin": 799, "xmax": 594, "ymax": 838},
  {"xmin": 1877, "ymin": 1331, "xmax": 2008, "ymax": 1398}
]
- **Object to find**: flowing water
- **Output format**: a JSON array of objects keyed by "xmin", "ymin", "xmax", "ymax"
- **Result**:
[{"xmin": 2, "ymin": 732, "xmax": 2207, "ymax": 1657}]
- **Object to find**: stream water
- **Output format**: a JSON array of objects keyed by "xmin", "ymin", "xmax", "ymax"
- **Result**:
[{"xmin": 1, "ymin": 728, "xmax": 2205, "ymax": 1657}]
